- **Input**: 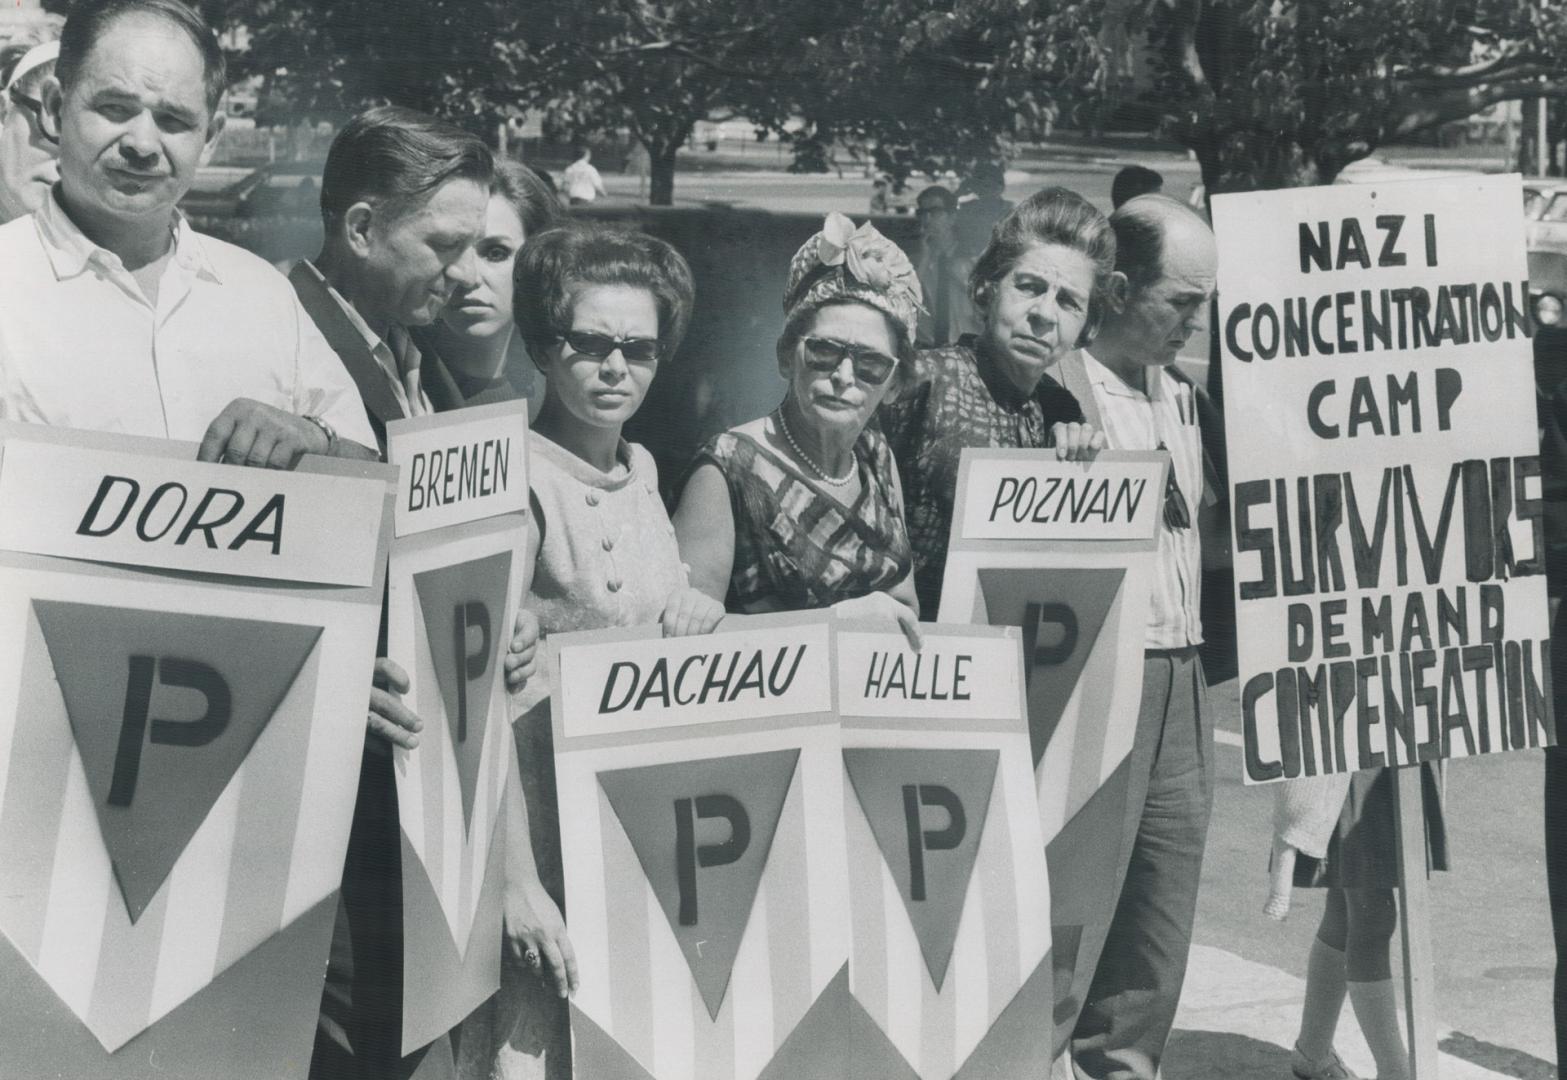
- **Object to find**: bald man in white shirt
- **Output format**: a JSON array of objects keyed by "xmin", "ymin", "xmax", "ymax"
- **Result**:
[{"xmin": 1056, "ymin": 195, "xmax": 1222, "ymax": 1080}]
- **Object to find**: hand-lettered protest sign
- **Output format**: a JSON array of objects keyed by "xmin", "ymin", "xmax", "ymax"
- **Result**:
[
  {"xmin": 0, "ymin": 423, "xmax": 393, "ymax": 1080},
  {"xmin": 384, "ymin": 400, "xmax": 529, "ymax": 1053},
  {"xmin": 836, "ymin": 622, "xmax": 1053, "ymax": 1079},
  {"xmin": 937, "ymin": 448, "xmax": 1165, "ymax": 1052},
  {"xmin": 1212, "ymin": 175, "xmax": 1554, "ymax": 783},
  {"xmin": 553, "ymin": 613, "xmax": 851, "ymax": 1080}
]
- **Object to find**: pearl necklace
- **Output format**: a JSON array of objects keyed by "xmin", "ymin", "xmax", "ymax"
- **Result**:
[{"xmin": 775, "ymin": 407, "xmax": 854, "ymax": 486}]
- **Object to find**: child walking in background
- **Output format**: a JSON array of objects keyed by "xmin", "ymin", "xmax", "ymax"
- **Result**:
[{"xmin": 1267, "ymin": 766, "xmax": 1447, "ymax": 1080}]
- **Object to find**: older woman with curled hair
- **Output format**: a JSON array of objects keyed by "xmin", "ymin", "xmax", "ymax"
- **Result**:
[
  {"xmin": 879, "ymin": 186, "xmax": 1112, "ymax": 617},
  {"xmin": 475, "ymin": 222, "xmax": 722, "ymax": 1080},
  {"xmin": 673, "ymin": 213, "xmax": 923, "ymax": 643}
]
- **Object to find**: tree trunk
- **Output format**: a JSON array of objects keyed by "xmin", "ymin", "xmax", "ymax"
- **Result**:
[{"xmin": 649, "ymin": 144, "xmax": 679, "ymax": 206}]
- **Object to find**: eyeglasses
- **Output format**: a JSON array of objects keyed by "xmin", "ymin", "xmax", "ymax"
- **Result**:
[
  {"xmin": 800, "ymin": 336, "xmax": 898, "ymax": 386},
  {"xmin": 7, "ymin": 88, "xmax": 59, "ymax": 145},
  {"xmin": 916, "ymin": 203, "xmax": 953, "ymax": 219},
  {"xmin": 559, "ymin": 330, "xmax": 662, "ymax": 364}
]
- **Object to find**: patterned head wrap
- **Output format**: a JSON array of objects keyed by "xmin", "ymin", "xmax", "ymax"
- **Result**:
[{"xmin": 783, "ymin": 212, "xmax": 923, "ymax": 343}]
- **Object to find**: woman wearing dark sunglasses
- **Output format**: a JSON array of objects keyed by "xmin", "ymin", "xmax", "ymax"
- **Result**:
[
  {"xmin": 879, "ymin": 186, "xmax": 1111, "ymax": 617},
  {"xmin": 673, "ymin": 212, "xmax": 922, "ymax": 646},
  {"xmin": 485, "ymin": 222, "xmax": 724, "ymax": 1080}
]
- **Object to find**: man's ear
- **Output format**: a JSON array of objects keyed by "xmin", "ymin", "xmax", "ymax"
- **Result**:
[
  {"xmin": 41, "ymin": 76, "xmax": 63, "ymax": 136},
  {"xmin": 343, "ymin": 202, "xmax": 376, "ymax": 258},
  {"xmin": 1104, "ymin": 271, "xmax": 1130, "ymax": 314},
  {"xmin": 198, "ymin": 109, "xmax": 227, "ymax": 166}
]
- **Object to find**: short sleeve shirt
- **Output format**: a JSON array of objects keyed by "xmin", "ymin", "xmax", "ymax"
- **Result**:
[{"xmin": 0, "ymin": 191, "xmax": 375, "ymax": 447}]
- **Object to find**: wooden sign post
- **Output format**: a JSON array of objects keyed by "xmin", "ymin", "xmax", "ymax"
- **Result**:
[{"xmin": 1212, "ymin": 174, "xmax": 1555, "ymax": 1079}]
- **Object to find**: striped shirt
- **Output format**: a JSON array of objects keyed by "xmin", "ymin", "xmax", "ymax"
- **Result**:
[{"xmin": 1081, "ymin": 350, "xmax": 1205, "ymax": 649}]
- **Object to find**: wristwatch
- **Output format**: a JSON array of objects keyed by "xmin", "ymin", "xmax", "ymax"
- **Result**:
[{"xmin": 302, "ymin": 414, "xmax": 338, "ymax": 457}]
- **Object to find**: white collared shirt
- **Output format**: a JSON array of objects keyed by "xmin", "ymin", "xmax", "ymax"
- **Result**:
[
  {"xmin": 296, "ymin": 261, "xmax": 431, "ymax": 418},
  {"xmin": 1082, "ymin": 349, "xmax": 1205, "ymax": 649},
  {"xmin": 0, "ymin": 190, "xmax": 376, "ymax": 448}
]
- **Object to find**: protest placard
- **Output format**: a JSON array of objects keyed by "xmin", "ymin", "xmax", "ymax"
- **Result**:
[
  {"xmin": 0, "ymin": 423, "xmax": 393, "ymax": 1079},
  {"xmin": 552, "ymin": 613, "xmax": 851, "ymax": 1080},
  {"xmin": 384, "ymin": 400, "xmax": 530, "ymax": 1053},
  {"xmin": 835, "ymin": 621, "xmax": 1053, "ymax": 1078},
  {"xmin": 1212, "ymin": 175, "xmax": 1554, "ymax": 783},
  {"xmin": 936, "ymin": 447, "xmax": 1166, "ymax": 1051}
]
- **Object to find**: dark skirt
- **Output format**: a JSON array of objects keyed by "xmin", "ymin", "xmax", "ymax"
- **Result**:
[{"xmin": 1293, "ymin": 763, "xmax": 1450, "ymax": 890}]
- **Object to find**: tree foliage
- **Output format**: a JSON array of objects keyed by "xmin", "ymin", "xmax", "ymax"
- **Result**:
[{"xmin": 1055, "ymin": 0, "xmax": 1567, "ymax": 192}]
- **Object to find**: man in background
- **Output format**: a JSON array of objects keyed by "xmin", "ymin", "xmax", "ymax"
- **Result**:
[
  {"xmin": 913, "ymin": 183, "xmax": 974, "ymax": 347},
  {"xmin": 0, "ymin": 37, "xmax": 59, "ymax": 224},
  {"xmin": 1111, "ymin": 164, "xmax": 1164, "ymax": 209},
  {"xmin": 953, "ymin": 160, "xmax": 1013, "ymax": 258},
  {"xmin": 562, "ymin": 145, "xmax": 605, "ymax": 205}
]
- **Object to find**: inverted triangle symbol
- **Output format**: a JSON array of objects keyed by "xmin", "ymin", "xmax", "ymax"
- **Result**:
[
  {"xmin": 32, "ymin": 600, "xmax": 321, "ymax": 923},
  {"xmin": 598, "ymin": 749, "xmax": 799, "ymax": 1020},
  {"xmin": 843, "ymin": 747, "xmax": 997, "ymax": 989},
  {"xmin": 978, "ymin": 567, "xmax": 1124, "ymax": 768},
  {"xmin": 414, "ymin": 551, "xmax": 512, "ymax": 834}
]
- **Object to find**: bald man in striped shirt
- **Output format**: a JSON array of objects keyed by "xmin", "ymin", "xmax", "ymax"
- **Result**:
[{"xmin": 1056, "ymin": 195, "xmax": 1222, "ymax": 1080}]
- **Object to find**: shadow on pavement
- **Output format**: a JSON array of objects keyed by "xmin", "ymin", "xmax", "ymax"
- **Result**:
[{"xmin": 1163, "ymin": 1029, "xmax": 1292, "ymax": 1079}]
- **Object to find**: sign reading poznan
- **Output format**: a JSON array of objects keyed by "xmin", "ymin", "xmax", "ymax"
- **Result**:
[{"xmin": 1212, "ymin": 174, "xmax": 1554, "ymax": 784}]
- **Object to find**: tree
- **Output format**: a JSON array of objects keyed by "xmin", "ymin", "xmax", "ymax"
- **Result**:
[
  {"xmin": 219, "ymin": 0, "xmax": 519, "ymax": 130},
  {"xmin": 778, "ymin": 0, "xmax": 1074, "ymax": 186},
  {"xmin": 501, "ymin": 0, "xmax": 858, "ymax": 205},
  {"xmin": 1041, "ymin": 0, "xmax": 1567, "ymax": 194}
]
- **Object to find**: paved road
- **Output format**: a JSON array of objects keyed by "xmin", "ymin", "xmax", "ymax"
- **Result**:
[{"xmin": 1184, "ymin": 679, "xmax": 1557, "ymax": 1078}]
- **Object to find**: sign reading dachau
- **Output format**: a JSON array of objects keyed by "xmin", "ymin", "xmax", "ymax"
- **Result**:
[
  {"xmin": 1212, "ymin": 175, "xmax": 1554, "ymax": 784},
  {"xmin": 0, "ymin": 423, "xmax": 393, "ymax": 1079},
  {"xmin": 552, "ymin": 613, "xmax": 851, "ymax": 1080},
  {"xmin": 936, "ymin": 448, "xmax": 1167, "ymax": 1055},
  {"xmin": 836, "ymin": 622, "xmax": 1054, "ymax": 1078},
  {"xmin": 384, "ymin": 400, "xmax": 530, "ymax": 1054}
]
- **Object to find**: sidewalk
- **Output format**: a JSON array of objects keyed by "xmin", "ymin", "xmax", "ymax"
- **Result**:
[{"xmin": 1165, "ymin": 944, "xmax": 1516, "ymax": 1079}]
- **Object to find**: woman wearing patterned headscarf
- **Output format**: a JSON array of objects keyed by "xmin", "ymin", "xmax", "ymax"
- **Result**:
[{"xmin": 672, "ymin": 212, "xmax": 923, "ymax": 645}]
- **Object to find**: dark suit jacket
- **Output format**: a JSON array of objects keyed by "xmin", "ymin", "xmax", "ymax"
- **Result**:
[{"xmin": 287, "ymin": 261, "xmax": 466, "ymax": 455}]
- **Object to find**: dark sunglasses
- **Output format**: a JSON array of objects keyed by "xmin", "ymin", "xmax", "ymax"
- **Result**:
[
  {"xmin": 8, "ymin": 88, "xmax": 59, "ymax": 145},
  {"xmin": 800, "ymin": 335, "xmax": 898, "ymax": 386},
  {"xmin": 559, "ymin": 330, "xmax": 662, "ymax": 364}
]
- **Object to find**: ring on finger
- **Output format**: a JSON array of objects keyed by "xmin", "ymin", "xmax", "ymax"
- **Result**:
[{"xmin": 524, "ymin": 947, "xmax": 541, "ymax": 968}]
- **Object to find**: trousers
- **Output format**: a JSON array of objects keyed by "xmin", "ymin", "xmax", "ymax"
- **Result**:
[{"xmin": 1069, "ymin": 647, "xmax": 1215, "ymax": 1080}]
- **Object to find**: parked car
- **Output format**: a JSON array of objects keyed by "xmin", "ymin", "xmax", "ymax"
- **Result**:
[{"xmin": 179, "ymin": 158, "xmax": 326, "ymax": 229}]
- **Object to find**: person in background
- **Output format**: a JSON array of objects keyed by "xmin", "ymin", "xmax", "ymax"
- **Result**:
[
  {"xmin": 870, "ymin": 172, "xmax": 891, "ymax": 214},
  {"xmin": 914, "ymin": 184, "xmax": 975, "ymax": 348},
  {"xmin": 1535, "ymin": 379, "xmax": 1567, "ymax": 1075},
  {"xmin": 1052, "ymin": 193, "xmax": 1220, "ymax": 1080},
  {"xmin": 1266, "ymin": 761, "xmax": 1445, "ymax": 1080},
  {"xmin": 673, "ymin": 212, "xmax": 922, "ymax": 645},
  {"xmin": 561, "ymin": 146, "xmax": 605, "ymax": 206},
  {"xmin": 492, "ymin": 222, "xmax": 723, "ymax": 1080},
  {"xmin": 953, "ymin": 160, "xmax": 1013, "ymax": 258},
  {"xmin": 879, "ymin": 186, "xmax": 1109, "ymax": 617},
  {"xmin": 0, "ymin": 38, "xmax": 59, "ymax": 224},
  {"xmin": 1115, "ymin": 162, "xmax": 1165, "ymax": 208},
  {"xmin": 414, "ymin": 159, "xmax": 565, "ymax": 412},
  {"xmin": 1110, "ymin": 164, "xmax": 1164, "ymax": 209}
]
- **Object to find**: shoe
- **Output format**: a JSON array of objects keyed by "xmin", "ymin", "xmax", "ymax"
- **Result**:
[{"xmin": 1290, "ymin": 1044, "xmax": 1361, "ymax": 1079}]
